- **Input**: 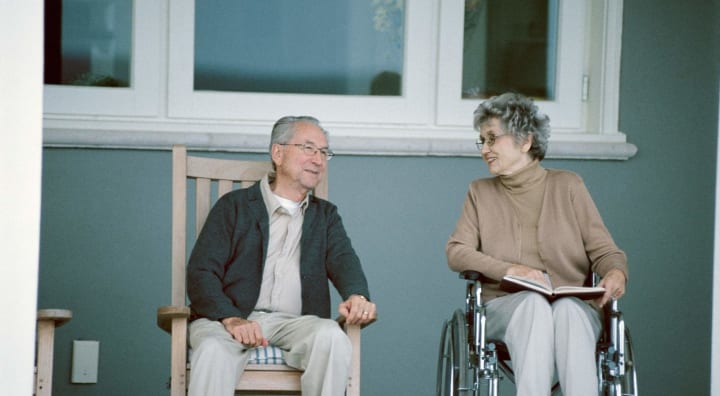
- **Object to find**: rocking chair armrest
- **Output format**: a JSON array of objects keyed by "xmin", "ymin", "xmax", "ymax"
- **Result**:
[
  {"xmin": 37, "ymin": 309, "xmax": 73, "ymax": 328},
  {"xmin": 157, "ymin": 305, "xmax": 191, "ymax": 333},
  {"xmin": 336, "ymin": 315, "xmax": 376, "ymax": 330}
]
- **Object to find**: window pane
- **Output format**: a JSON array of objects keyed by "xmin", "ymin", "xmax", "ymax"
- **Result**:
[
  {"xmin": 194, "ymin": 0, "xmax": 404, "ymax": 96},
  {"xmin": 462, "ymin": 0, "xmax": 557, "ymax": 100},
  {"xmin": 44, "ymin": 0, "xmax": 132, "ymax": 87}
]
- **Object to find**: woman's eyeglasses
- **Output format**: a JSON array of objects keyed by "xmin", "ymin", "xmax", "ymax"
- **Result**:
[{"xmin": 475, "ymin": 134, "xmax": 506, "ymax": 150}]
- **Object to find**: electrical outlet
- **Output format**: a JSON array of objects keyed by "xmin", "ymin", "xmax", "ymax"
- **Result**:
[{"xmin": 71, "ymin": 340, "xmax": 99, "ymax": 384}]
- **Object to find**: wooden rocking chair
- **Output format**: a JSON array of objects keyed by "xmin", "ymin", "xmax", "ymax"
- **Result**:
[{"xmin": 157, "ymin": 145, "xmax": 362, "ymax": 395}]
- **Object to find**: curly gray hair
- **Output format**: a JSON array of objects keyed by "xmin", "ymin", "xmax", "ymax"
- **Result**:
[{"xmin": 473, "ymin": 92, "xmax": 550, "ymax": 160}]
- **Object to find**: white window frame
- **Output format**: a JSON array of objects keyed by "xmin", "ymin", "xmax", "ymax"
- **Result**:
[
  {"xmin": 42, "ymin": 1, "xmax": 163, "ymax": 117},
  {"xmin": 43, "ymin": 0, "xmax": 636, "ymax": 160},
  {"xmin": 167, "ymin": 0, "xmax": 435, "ymax": 125},
  {"xmin": 437, "ymin": 0, "xmax": 584, "ymax": 130}
]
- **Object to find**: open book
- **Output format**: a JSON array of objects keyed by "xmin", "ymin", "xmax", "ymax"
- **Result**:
[{"xmin": 499, "ymin": 274, "xmax": 605, "ymax": 301}]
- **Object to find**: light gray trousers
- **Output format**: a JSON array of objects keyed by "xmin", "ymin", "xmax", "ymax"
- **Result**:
[
  {"xmin": 486, "ymin": 291, "xmax": 602, "ymax": 396},
  {"xmin": 188, "ymin": 312, "xmax": 351, "ymax": 396}
]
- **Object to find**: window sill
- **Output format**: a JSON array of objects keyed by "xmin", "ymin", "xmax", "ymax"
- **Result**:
[{"xmin": 43, "ymin": 118, "xmax": 637, "ymax": 160}]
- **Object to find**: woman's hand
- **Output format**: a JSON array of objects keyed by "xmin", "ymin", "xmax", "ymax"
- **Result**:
[
  {"xmin": 595, "ymin": 269, "xmax": 627, "ymax": 308},
  {"xmin": 505, "ymin": 264, "xmax": 551, "ymax": 289}
]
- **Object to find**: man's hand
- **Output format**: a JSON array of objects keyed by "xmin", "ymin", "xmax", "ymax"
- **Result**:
[
  {"xmin": 338, "ymin": 294, "xmax": 377, "ymax": 325},
  {"xmin": 595, "ymin": 269, "xmax": 627, "ymax": 308},
  {"xmin": 221, "ymin": 317, "xmax": 268, "ymax": 347}
]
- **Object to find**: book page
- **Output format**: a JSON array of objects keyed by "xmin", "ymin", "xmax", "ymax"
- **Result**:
[
  {"xmin": 554, "ymin": 285, "xmax": 605, "ymax": 299},
  {"xmin": 509, "ymin": 276, "xmax": 551, "ymax": 291},
  {"xmin": 554, "ymin": 285, "xmax": 605, "ymax": 292},
  {"xmin": 501, "ymin": 274, "xmax": 605, "ymax": 300},
  {"xmin": 500, "ymin": 275, "xmax": 552, "ymax": 295}
]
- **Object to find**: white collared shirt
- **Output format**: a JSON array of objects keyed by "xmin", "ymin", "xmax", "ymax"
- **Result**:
[{"xmin": 254, "ymin": 174, "xmax": 308, "ymax": 315}]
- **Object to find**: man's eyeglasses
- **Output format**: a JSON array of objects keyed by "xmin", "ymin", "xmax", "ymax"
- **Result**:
[
  {"xmin": 475, "ymin": 134, "xmax": 506, "ymax": 150},
  {"xmin": 279, "ymin": 143, "xmax": 335, "ymax": 161}
]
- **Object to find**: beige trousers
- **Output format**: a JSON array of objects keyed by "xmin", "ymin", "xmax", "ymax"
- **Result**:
[
  {"xmin": 188, "ymin": 312, "xmax": 351, "ymax": 396},
  {"xmin": 486, "ymin": 291, "xmax": 602, "ymax": 396}
]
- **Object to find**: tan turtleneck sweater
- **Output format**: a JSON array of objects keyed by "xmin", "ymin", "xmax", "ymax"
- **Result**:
[
  {"xmin": 500, "ymin": 160, "xmax": 547, "ymax": 272},
  {"xmin": 446, "ymin": 161, "xmax": 628, "ymax": 300}
]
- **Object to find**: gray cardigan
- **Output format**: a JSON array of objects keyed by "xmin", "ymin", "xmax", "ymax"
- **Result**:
[{"xmin": 187, "ymin": 182, "xmax": 370, "ymax": 321}]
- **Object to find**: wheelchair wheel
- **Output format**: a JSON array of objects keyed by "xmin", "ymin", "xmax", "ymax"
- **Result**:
[
  {"xmin": 437, "ymin": 309, "xmax": 473, "ymax": 396},
  {"xmin": 619, "ymin": 327, "xmax": 638, "ymax": 396}
]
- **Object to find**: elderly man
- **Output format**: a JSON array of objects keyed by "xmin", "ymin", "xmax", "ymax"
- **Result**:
[{"xmin": 186, "ymin": 116, "xmax": 377, "ymax": 396}]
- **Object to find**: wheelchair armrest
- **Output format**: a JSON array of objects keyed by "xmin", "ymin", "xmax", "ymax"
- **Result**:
[
  {"xmin": 460, "ymin": 270, "xmax": 496, "ymax": 283},
  {"xmin": 460, "ymin": 270, "xmax": 483, "ymax": 281}
]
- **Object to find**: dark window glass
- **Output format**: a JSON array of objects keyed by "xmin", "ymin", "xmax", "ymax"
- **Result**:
[
  {"xmin": 462, "ymin": 0, "xmax": 557, "ymax": 99},
  {"xmin": 194, "ymin": 0, "xmax": 405, "ymax": 96},
  {"xmin": 44, "ymin": 0, "xmax": 132, "ymax": 87}
]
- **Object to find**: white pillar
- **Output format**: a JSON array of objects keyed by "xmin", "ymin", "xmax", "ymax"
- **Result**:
[
  {"xmin": 712, "ymin": 80, "xmax": 720, "ymax": 396},
  {"xmin": 0, "ymin": 1, "xmax": 44, "ymax": 395}
]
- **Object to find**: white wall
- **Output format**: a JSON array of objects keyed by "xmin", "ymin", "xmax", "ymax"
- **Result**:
[
  {"xmin": 0, "ymin": 1, "xmax": 44, "ymax": 394},
  {"xmin": 713, "ymin": 80, "xmax": 720, "ymax": 396}
]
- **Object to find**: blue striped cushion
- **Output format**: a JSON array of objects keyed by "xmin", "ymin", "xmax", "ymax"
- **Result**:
[{"xmin": 247, "ymin": 345, "xmax": 286, "ymax": 365}]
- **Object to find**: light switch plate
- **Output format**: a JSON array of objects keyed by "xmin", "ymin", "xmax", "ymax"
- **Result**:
[{"xmin": 71, "ymin": 340, "xmax": 99, "ymax": 383}]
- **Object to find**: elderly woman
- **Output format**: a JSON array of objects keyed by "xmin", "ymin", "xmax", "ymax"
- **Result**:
[{"xmin": 446, "ymin": 92, "xmax": 628, "ymax": 396}]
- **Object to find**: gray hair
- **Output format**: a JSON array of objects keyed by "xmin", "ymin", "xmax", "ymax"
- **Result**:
[
  {"xmin": 269, "ymin": 116, "xmax": 329, "ymax": 169},
  {"xmin": 473, "ymin": 92, "xmax": 550, "ymax": 160}
]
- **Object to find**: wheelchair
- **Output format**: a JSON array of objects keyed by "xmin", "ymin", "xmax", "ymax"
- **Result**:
[{"xmin": 437, "ymin": 271, "xmax": 638, "ymax": 396}]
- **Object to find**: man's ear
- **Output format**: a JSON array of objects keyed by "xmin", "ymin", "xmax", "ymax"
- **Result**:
[{"xmin": 270, "ymin": 144, "xmax": 284, "ymax": 166}]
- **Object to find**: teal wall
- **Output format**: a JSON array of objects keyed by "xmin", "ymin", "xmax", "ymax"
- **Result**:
[{"xmin": 39, "ymin": 1, "xmax": 719, "ymax": 395}]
